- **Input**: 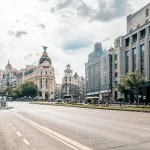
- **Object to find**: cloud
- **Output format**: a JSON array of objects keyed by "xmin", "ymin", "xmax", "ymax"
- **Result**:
[
  {"xmin": 51, "ymin": 0, "xmax": 132, "ymax": 22},
  {"xmin": 15, "ymin": 30, "xmax": 28, "ymax": 38},
  {"xmin": 56, "ymin": 0, "xmax": 73, "ymax": 10},
  {"xmin": 8, "ymin": 31, "xmax": 15, "ymax": 36},
  {"xmin": 63, "ymin": 40, "xmax": 93, "ymax": 50},
  {"xmin": 103, "ymin": 37, "xmax": 111, "ymax": 42},
  {"xmin": 50, "ymin": 7, "xmax": 55, "ymax": 13},
  {"xmin": 38, "ymin": 24, "xmax": 46, "ymax": 29},
  {"xmin": 91, "ymin": 0, "xmax": 132, "ymax": 22}
]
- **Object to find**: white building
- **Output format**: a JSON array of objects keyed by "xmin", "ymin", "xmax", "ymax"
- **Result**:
[{"xmin": 61, "ymin": 64, "xmax": 85, "ymax": 102}]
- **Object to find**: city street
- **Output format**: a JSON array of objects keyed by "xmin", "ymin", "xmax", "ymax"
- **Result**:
[{"xmin": 0, "ymin": 102, "xmax": 150, "ymax": 150}]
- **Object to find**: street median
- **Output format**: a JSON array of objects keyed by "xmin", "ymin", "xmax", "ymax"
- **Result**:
[{"xmin": 30, "ymin": 102, "xmax": 150, "ymax": 112}]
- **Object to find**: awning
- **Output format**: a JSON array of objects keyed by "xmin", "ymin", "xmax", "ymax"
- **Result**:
[
  {"xmin": 99, "ymin": 90, "xmax": 111, "ymax": 94},
  {"xmin": 85, "ymin": 97, "xmax": 99, "ymax": 99}
]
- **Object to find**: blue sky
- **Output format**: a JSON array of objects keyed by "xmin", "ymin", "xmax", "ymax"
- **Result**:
[{"xmin": 0, "ymin": 0, "xmax": 150, "ymax": 83}]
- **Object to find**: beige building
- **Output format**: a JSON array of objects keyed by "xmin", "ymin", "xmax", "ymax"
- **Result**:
[{"xmin": 18, "ymin": 48, "xmax": 56, "ymax": 100}]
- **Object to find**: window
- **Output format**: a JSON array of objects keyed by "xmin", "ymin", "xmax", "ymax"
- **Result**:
[
  {"xmin": 146, "ymin": 9, "xmax": 149, "ymax": 16},
  {"xmin": 140, "ymin": 44, "xmax": 144, "ymax": 73},
  {"xmin": 125, "ymin": 51, "xmax": 129, "ymax": 73},
  {"xmin": 115, "ymin": 81, "xmax": 118, "ymax": 86},
  {"xmin": 132, "ymin": 34, "xmax": 137, "ymax": 44},
  {"xmin": 104, "ymin": 58, "xmax": 106, "ymax": 64},
  {"xmin": 115, "ymin": 54, "xmax": 118, "ymax": 60},
  {"xmin": 132, "ymin": 48, "xmax": 136, "ymax": 72},
  {"xmin": 104, "ymin": 75, "xmax": 107, "ymax": 84},
  {"xmin": 41, "ymin": 71, "xmax": 42, "ymax": 75},
  {"xmin": 45, "ymin": 71, "xmax": 47, "ymax": 75},
  {"xmin": 125, "ymin": 38, "xmax": 130, "ymax": 47},
  {"xmin": 39, "ymin": 92, "xmax": 42, "ymax": 97},
  {"xmin": 115, "ymin": 64, "xmax": 117, "ymax": 69},
  {"xmin": 115, "ymin": 72, "xmax": 118, "ymax": 78},
  {"xmin": 40, "ymin": 79, "xmax": 42, "ymax": 89},
  {"xmin": 140, "ymin": 29, "xmax": 146, "ymax": 40}
]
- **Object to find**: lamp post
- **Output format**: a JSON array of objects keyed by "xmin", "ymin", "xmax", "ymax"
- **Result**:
[{"xmin": 6, "ymin": 91, "xmax": 8, "ymax": 108}]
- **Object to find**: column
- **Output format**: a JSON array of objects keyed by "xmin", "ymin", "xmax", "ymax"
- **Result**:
[
  {"xmin": 129, "ymin": 36, "xmax": 133, "ymax": 72},
  {"xmin": 136, "ymin": 32, "xmax": 140, "ymax": 71},
  {"xmin": 144, "ymin": 27, "xmax": 149, "ymax": 79}
]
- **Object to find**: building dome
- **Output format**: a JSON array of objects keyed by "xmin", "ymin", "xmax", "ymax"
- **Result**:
[
  {"xmin": 39, "ymin": 46, "xmax": 51, "ymax": 64},
  {"xmin": 5, "ymin": 60, "xmax": 12, "ymax": 72}
]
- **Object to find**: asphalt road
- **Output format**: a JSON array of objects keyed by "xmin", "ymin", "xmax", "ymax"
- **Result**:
[{"xmin": 0, "ymin": 102, "xmax": 150, "ymax": 150}]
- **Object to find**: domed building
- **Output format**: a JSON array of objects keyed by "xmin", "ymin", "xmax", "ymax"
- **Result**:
[
  {"xmin": 39, "ymin": 49, "xmax": 51, "ymax": 64},
  {"xmin": 5, "ymin": 60, "xmax": 12, "ymax": 73},
  {"xmin": 20, "ymin": 47, "xmax": 56, "ymax": 100}
]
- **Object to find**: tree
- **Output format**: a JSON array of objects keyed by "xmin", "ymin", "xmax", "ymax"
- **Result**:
[
  {"xmin": 117, "ymin": 72, "xmax": 147, "ymax": 102},
  {"xmin": 20, "ymin": 81, "xmax": 38, "ymax": 98}
]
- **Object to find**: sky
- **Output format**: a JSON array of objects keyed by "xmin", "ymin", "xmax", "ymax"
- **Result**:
[{"xmin": 0, "ymin": 0, "xmax": 149, "ymax": 83}]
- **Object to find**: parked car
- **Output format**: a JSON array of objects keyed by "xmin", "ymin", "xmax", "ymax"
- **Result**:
[{"xmin": 55, "ymin": 99, "xmax": 62, "ymax": 102}]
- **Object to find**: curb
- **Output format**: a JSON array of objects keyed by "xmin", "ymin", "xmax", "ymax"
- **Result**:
[
  {"xmin": 0, "ymin": 107, "xmax": 13, "ymax": 110},
  {"xmin": 30, "ymin": 103, "xmax": 150, "ymax": 113}
]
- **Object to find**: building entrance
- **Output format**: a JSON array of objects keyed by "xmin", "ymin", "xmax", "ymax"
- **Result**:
[{"xmin": 146, "ymin": 86, "xmax": 150, "ymax": 104}]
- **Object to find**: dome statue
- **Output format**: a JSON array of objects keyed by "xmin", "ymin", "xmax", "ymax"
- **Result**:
[
  {"xmin": 5, "ymin": 60, "xmax": 12, "ymax": 72},
  {"xmin": 39, "ymin": 46, "xmax": 51, "ymax": 64}
]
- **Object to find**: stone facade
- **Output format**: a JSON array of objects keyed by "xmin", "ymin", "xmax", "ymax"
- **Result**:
[
  {"xmin": 0, "ymin": 48, "xmax": 56, "ymax": 101},
  {"xmin": 61, "ymin": 64, "xmax": 85, "ymax": 102},
  {"xmin": 55, "ymin": 84, "xmax": 62, "ymax": 99},
  {"xmin": 0, "ymin": 61, "xmax": 19, "ymax": 91},
  {"xmin": 85, "ymin": 43, "xmax": 113, "ymax": 100},
  {"xmin": 20, "ymin": 49, "xmax": 56, "ymax": 100},
  {"xmin": 113, "ymin": 3, "xmax": 150, "ymax": 103}
]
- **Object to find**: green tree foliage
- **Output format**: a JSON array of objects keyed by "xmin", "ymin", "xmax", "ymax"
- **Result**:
[
  {"xmin": 20, "ymin": 81, "xmax": 38, "ymax": 98},
  {"xmin": 117, "ymin": 72, "xmax": 146, "ymax": 96}
]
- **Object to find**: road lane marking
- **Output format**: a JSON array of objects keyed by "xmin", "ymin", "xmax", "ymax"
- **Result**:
[
  {"xmin": 16, "ymin": 132, "xmax": 22, "ymax": 136},
  {"xmin": 12, "ymin": 127, "xmax": 15, "ymax": 130},
  {"xmin": 9, "ymin": 123, "xmax": 12, "ymax": 126},
  {"xmin": 13, "ymin": 113, "xmax": 92, "ymax": 150},
  {"xmin": 7, "ymin": 120, "xmax": 9, "ymax": 123},
  {"xmin": 23, "ymin": 139, "xmax": 30, "ymax": 145}
]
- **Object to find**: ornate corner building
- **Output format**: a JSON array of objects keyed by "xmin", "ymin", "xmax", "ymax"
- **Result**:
[
  {"xmin": 19, "ymin": 48, "xmax": 56, "ymax": 100},
  {"xmin": 0, "ymin": 47, "xmax": 56, "ymax": 100},
  {"xmin": 61, "ymin": 64, "xmax": 85, "ymax": 103}
]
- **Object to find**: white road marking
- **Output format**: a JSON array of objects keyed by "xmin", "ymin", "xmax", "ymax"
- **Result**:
[
  {"xmin": 9, "ymin": 123, "xmax": 12, "ymax": 126},
  {"xmin": 7, "ymin": 120, "xmax": 9, "ymax": 123},
  {"xmin": 12, "ymin": 127, "xmax": 15, "ymax": 130},
  {"xmin": 16, "ymin": 132, "xmax": 22, "ymax": 136},
  {"xmin": 23, "ymin": 139, "xmax": 30, "ymax": 145},
  {"xmin": 14, "ymin": 113, "xmax": 92, "ymax": 150}
]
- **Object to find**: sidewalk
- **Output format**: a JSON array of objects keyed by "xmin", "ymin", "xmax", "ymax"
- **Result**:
[
  {"xmin": 30, "ymin": 102, "xmax": 150, "ymax": 112},
  {"xmin": 0, "ymin": 107, "xmax": 13, "ymax": 110}
]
